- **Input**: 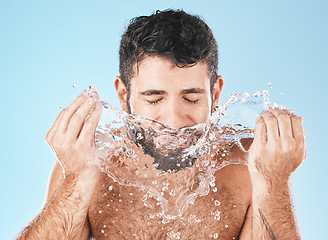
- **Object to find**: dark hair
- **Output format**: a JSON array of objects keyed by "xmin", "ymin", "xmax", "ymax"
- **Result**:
[{"xmin": 119, "ymin": 9, "xmax": 218, "ymax": 112}]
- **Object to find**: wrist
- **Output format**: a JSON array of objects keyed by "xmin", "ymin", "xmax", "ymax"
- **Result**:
[
  {"xmin": 61, "ymin": 166, "xmax": 100, "ymax": 197},
  {"xmin": 250, "ymin": 170, "xmax": 290, "ymax": 200}
]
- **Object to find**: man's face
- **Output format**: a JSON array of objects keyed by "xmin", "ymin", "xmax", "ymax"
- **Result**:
[
  {"xmin": 115, "ymin": 57, "xmax": 223, "ymax": 129},
  {"xmin": 114, "ymin": 57, "xmax": 223, "ymax": 172}
]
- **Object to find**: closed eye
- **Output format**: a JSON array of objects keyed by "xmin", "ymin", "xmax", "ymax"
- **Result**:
[
  {"xmin": 147, "ymin": 98, "xmax": 163, "ymax": 104},
  {"xmin": 184, "ymin": 97, "xmax": 199, "ymax": 104}
]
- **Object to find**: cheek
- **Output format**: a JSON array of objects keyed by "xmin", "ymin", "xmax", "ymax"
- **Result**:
[
  {"xmin": 129, "ymin": 98, "xmax": 156, "ymax": 118},
  {"xmin": 197, "ymin": 107, "xmax": 211, "ymax": 122},
  {"xmin": 188, "ymin": 102, "xmax": 212, "ymax": 123}
]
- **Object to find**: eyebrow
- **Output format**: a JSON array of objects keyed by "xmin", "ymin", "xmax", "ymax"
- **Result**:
[
  {"xmin": 180, "ymin": 88, "xmax": 205, "ymax": 94},
  {"xmin": 139, "ymin": 88, "xmax": 206, "ymax": 96},
  {"xmin": 140, "ymin": 90, "xmax": 166, "ymax": 95}
]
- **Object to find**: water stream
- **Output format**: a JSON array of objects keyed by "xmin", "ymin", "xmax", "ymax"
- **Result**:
[{"xmin": 95, "ymin": 90, "xmax": 273, "ymax": 221}]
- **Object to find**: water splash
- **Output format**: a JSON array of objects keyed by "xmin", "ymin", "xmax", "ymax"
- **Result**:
[{"xmin": 95, "ymin": 90, "xmax": 273, "ymax": 220}]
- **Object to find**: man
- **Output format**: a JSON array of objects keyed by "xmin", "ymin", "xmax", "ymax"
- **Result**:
[{"xmin": 18, "ymin": 10, "xmax": 305, "ymax": 239}]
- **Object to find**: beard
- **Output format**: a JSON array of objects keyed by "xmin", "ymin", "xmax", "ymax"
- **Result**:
[{"xmin": 125, "ymin": 118, "xmax": 204, "ymax": 173}]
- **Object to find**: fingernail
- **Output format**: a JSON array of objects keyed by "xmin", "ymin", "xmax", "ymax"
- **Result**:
[{"xmin": 90, "ymin": 91, "xmax": 98, "ymax": 98}]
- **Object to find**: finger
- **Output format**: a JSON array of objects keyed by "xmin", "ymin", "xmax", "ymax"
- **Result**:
[
  {"xmin": 254, "ymin": 116, "xmax": 267, "ymax": 144},
  {"xmin": 65, "ymin": 93, "xmax": 100, "ymax": 141},
  {"xmin": 56, "ymin": 93, "xmax": 89, "ymax": 135},
  {"xmin": 261, "ymin": 110, "xmax": 279, "ymax": 141},
  {"xmin": 79, "ymin": 102, "xmax": 103, "ymax": 143},
  {"xmin": 291, "ymin": 116, "xmax": 305, "ymax": 145},
  {"xmin": 270, "ymin": 108, "xmax": 292, "ymax": 141},
  {"xmin": 46, "ymin": 109, "xmax": 66, "ymax": 143}
]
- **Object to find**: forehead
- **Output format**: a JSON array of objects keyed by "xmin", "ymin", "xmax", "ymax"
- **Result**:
[{"xmin": 130, "ymin": 57, "xmax": 210, "ymax": 90}]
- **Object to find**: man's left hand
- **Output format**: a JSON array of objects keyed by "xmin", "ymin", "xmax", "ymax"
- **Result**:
[{"xmin": 248, "ymin": 108, "xmax": 306, "ymax": 185}]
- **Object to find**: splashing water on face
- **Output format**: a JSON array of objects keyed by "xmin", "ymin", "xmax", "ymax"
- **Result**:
[{"xmin": 95, "ymin": 90, "xmax": 273, "ymax": 221}]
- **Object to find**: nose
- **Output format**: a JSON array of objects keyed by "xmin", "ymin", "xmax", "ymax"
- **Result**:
[{"xmin": 159, "ymin": 102, "xmax": 192, "ymax": 129}]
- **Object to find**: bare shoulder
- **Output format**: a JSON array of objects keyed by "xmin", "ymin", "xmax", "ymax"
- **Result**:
[
  {"xmin": 214, "ymin": 138, "xmax": 253, "ymax": 204},
  {"xmin": 215, "ymin": 164, "xmax": 251, "ymax": 189}
]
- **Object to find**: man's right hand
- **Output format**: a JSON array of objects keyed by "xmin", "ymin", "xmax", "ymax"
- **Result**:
[
  {"xmin": 46, "ymin": 89, "xmax": 102, "ymax": 175},
  {"xmin": 17, "ymin": 89, "xmax": 103, "ymax": 240}
]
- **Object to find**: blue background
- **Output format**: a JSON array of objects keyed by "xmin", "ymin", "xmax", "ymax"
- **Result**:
[{"xmin": 1, "ymin": 0, "xmax": 327, "ymax": 239}]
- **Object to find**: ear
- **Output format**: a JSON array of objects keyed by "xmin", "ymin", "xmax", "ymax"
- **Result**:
[
  {"xmin": 114, "ymin": 76, "xmax": 128, "ymax": 112},
  {"xmin": 212, "ymin": 75, "xmax": 224, "ymax": 112}
]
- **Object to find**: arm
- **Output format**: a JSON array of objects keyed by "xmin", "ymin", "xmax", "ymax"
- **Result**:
[
  {"xmin": 18, "ymin": 164, "xmax": 98, "ymax": 240},
  {"xmin": 17, "ymin": 89, "xmax": 102, "ymax": 240},
  {"xmin": 250, "ymin": 173, "xmax": 300, "ymax": 239},
  {"xmin": 243, "ymin": 108, "xmax": 305, "ymax": 239}
]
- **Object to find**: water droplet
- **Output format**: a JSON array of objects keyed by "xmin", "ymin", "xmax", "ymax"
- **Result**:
[
  {"xmin": 209, "ymin": 181, "xmax": 215, "ymax": 187},
  {"xmin": 101, "ymin": 229, "xmax": 104, "ymax": 233},
  {"xmin": 213, "ymin": 187, "xmax": 217, "ymax": 192},
  {"xmin": 225, "ymin": 224, "xmax": 229, "ymax": 228},
  {"xmin": 98, "ymin": 210, "xmax": 102, "ymax": 213},
  {"xmin": 214, "ymin": 214, "xmax": 220, "ymax": 221},
  {"xmin": 152, "ymin": 180, "xmax": 157, "ymax": 185},
  {"xmin": 108, "ymin": 186, "xmax": 113, "ymax": 191},
  {"xmin": 273, "ymin": 102, "xmax": 279, "ymax": 108},
  {"xmin": 213, "ymin": 233, "xmax": 218, "ymax": 239},
  {"xmin": 137, "ymin": 132, "xmax": 143, "ymax": 140},
  {"xmin": 153, "ymin": 163, "xmax": 159, "ymax": 168},
  {"xmin": 214, "ymin": 200, "xmax": 220, "ymax": 206},
  {"xmin": 141, "ymin": 195, "xmax": 147, "ymax": 202},
  {"xmin": 72, "ymin": 83, "xmax": 77, "ymax": 88}
]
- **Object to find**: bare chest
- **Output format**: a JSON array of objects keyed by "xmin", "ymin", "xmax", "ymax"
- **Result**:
[{"xmin": 89, "ymin": 167, "xmax": 251, "ymax": 240}]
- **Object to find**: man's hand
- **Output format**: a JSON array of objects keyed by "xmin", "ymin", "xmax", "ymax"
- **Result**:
[
  {"xmin": 46, "ymin": 89, "xmax": 102, "ymax": 175},
  {"xmin": 248, "ymin": 108, "xmax": 306, "ymax": 185},
  {"xmin": 244, "ymin": 108, "xmax": 306, "ymax": 239},
  {"xmin": 17, "ymin": 89, "xmax": 103, "ymax": 240}
]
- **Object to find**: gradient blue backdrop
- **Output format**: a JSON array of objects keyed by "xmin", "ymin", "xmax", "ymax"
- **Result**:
[{"xmin": 1, "ymin": 0, "xmax": 327, "ymax": 239}]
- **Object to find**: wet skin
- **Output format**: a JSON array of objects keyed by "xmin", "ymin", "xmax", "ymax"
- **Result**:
[
  {"xmin": 88, "ymin": 140, "xmax": 253, "ymax": 240},
  {"xmin": 37, "ymin": 57, "xmax": 305, "ymax": 240},
  {"xmin": 87, "ymin": 57, "xmax": 252, "ymax": 239}
]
